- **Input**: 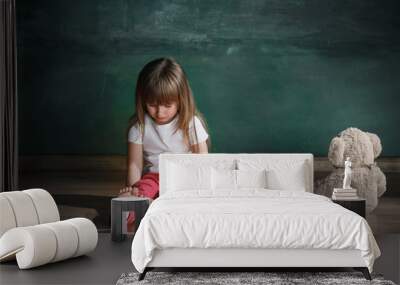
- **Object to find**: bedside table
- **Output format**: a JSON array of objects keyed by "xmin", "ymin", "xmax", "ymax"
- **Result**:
[
  {"xmin": 111, "ymin": 197, "xmax": 150, "ymax": 242},
  {"xmin": 332, "ymin": 198, "xmax": 366, "ymax": 218}
]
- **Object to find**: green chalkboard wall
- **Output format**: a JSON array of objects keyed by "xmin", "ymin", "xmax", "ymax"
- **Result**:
[{"xmin": 17, "ymin": 0, "xmax": 400, "ymax": 156}]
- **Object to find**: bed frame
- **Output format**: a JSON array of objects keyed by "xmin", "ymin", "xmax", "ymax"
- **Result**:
[
  {"xmin": 139, "ymin": 248, "xmax": 371, "ymax": 280},
  {"xmin": 138, "ymin": 154, "xmax": 372, "ymax": 281}
]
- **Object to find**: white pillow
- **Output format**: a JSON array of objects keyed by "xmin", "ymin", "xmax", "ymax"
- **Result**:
[
  {"xmin": 267, "ymin": 167, "xmax": 306, "ymax": 191},
  {"xmin": 211, "ymin": 168, "xmax": 268, "ymax": 190},
  {"xmin": 236, "ymin": 169, "xmax": 268, "ymax": 188},
  {"xmin": 238, "ymin": 159, "xmax": 307, "ymax": 191},
  {"xmin": 167, "ymin": 162, "xmax": 212, "ymax": 192},
  {"xmin": 212, "ymin": 168, "xmax": 236, "ymax": 190}
]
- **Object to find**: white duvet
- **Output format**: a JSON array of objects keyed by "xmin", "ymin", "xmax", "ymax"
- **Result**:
[{"xmin": 131, "ymin": 190, "xmax": 380, "ymax": 273}]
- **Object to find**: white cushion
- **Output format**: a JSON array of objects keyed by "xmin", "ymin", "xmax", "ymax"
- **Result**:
[
  {"xmin": 267, "ymin": 165, "xmax": 306, "ymax": 191},
  {"xmin": 212, "ymin": 168, "xmax": 236, "ymax": 190},
  {"xmin": 0, "ymin": 189, "xmax": 60, "ymax": 238},
  {"xmin": 42, "ymin": 221, "xmax": 79, "ymax": 262},
  {"xmin": 159, "ymin": 154, "xmax": 236, "ymax": 195},
  {"xmin": 166, "ymin": 162, "xmax": 212, "ymax": 192},
  {"xmin": 1, "ymin": 191, "xmax": 39, "ymax": 227},
  {"xmin": 238, "ymin": 159, "xmax": 307, "ymax": 191},
  {"xmin": 66, "ymin": 218, "xmax": 98, "ymax": 257},
  {"xmin": 0, "ymin": 189, "xmax": 98, "ymax": 269},
  {"xmin": 211, "ymin": 169, "xmax": 268, "ymax": 191},
  {"xmin": 159, "ymin": 154, "xmax": 313, "ymax": 194},
  {"xmin": 0, "ymin": 218, "xmax": 98, "ymax": 269},
  {"xmin": 24, "ymin": 188, "xmax": 60, "ymax": 223},
  {"xmin": 237, "ymin": 169, "xmax": 268, "ymax": 188},
  {"xmin": 0, "ymin": 196, "xmax": 16, "ymax": 237},
  {"xmin": 0, "ymin": 225, "xmax": 57, "ymax": 269}
]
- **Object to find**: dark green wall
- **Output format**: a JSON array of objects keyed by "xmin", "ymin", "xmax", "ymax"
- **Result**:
[{"xmin": 17, "ymin": 0, "xmax": 400, "ymax": 156}]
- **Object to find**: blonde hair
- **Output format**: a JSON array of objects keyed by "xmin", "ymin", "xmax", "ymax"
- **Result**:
[{"xmin": 128, "ymin": 57, "xmax": 210, "ymax": 151}]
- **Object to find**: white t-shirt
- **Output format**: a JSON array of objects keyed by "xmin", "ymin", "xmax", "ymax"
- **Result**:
[{"xmin": 128, "ymin": 114, "xmax": 208, "ymax": 173}]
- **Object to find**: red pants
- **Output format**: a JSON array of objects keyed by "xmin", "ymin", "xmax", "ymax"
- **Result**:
[
  {"xmin": 127, "ymin": 173, "xmax": 159, "ymax": 228},
  {"xmin": 133, "ymin": 172, "xmax": 159, "ymax": 199}
]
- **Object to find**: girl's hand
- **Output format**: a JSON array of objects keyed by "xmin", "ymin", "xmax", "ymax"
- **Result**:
[
  {"xmin": 133, "ymin": 190, "xmax": 153, "ymax": 203},
  {"xmin": 131, "ymin": 187, "xmax": 139, "ymax": 196}
]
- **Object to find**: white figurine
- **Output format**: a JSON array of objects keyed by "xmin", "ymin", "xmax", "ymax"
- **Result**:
[{"xmin": 342, "ymin": 157, "xmax": 352, "ymax": 189}]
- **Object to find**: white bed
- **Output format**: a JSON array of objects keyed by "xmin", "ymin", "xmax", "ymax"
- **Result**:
[{"xmin": 131, "ymin": 154, "xmax": 380, "ymax": 280}]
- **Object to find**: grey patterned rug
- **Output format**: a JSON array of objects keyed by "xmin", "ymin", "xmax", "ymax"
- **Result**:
[{"xmin": 116, "ymin": 271, "xmax": 396, "ymax": 285}]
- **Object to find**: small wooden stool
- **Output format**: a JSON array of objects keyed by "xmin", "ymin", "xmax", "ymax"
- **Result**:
[{"xmin": 111, "ymin": 197, "xmax": 149, "ymax": 242}]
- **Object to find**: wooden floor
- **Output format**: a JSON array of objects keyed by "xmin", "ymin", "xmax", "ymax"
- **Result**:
[
  {"xmin": 367, "ymin": 197, "xmax": 400, "ymax": 234},
  {"xmin": 19, "ymin": 170, "xmax": 124, "ymax": 197},
  {"xmin": 19, "ymin": 170, "xmax": 400, "ymax": 234}
]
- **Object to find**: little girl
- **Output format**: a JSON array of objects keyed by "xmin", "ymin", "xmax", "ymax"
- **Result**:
[{"xmin": 118, "ymin": 57, "xmax": 209, "ymax": 208}]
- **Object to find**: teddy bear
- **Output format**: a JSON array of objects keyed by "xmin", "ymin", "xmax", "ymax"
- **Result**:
[{"xmin": 314, "ymin": 127, "xmax": 386, "ymax": 214}]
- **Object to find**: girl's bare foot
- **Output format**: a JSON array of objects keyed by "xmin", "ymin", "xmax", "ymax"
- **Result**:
[
  {"xmin": 119, "ymin": 186, "xmax": 133, "ymax": 197},
  {"xmin": 118, "ymin": 186, "xmax": 140, "ymax": 197}
]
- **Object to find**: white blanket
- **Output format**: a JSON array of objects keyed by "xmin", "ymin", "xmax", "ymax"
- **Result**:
[{"xmin": 131, "ymin": 190, "xmax": 380, "ymax": 273}]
